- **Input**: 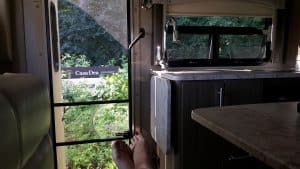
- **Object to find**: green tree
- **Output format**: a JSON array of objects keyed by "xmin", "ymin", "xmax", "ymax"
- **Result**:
[
  {"xmin": 58, "ymin": 1, "xmax": 129, "ymax": 168},
  {"xmin": 58, "ymin": 0, "xmax": 126, "ymax": 66},
  {"xmin": 61, "ymin": 53, "xmax": 91, "ymax": 67},
  {"xmin": 62, "ymin": 69, "xmax": 128, "ymax": 169}
]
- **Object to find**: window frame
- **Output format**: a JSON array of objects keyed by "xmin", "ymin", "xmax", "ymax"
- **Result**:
[{"xmin": 165, "ymin": 18, "xmax": 272, "ymax": 67}]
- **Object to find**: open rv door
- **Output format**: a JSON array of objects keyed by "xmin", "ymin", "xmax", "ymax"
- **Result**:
[{"xmin": 45, "ymin": 0, "xmax": 131, "ymax": 168}]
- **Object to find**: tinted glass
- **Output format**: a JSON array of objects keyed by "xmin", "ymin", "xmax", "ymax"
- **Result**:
[
  {"xmin": 165, "ymin": 16, "xmax": 267, "ymax": 62},
  {"xmin": 166, "ymin": 34, "xmax": 210, "ymax": 60},
  {"xmin": 219, "ymin": 35, "xmax": 266, "ymax": 59}
]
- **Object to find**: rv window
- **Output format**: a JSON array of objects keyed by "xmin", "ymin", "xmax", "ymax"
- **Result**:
[
  {"xmin": 166, "ymin": 34, "xmax": 210, "ymax": 60},
  {"xmin": 165, "ymin": 16, "xmax": 272, "ymax": 67}
]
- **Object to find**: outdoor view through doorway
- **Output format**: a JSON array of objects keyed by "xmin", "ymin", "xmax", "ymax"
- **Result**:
[{"xmin": 51, "ymin": 0, "xmax": 130, "ymax": 169}]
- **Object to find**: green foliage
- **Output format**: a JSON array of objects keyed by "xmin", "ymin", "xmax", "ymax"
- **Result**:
[
  {"xmin": 93, "ymin": 104, "xmax": 128, "ymax": 137},
  {"xmin": 62, "ymin": 72, "xmax": 128, "ymax": 102},
  {"xmin": 63, "ymin": 102, "xmax": 127, "ymax": 169},
  {"xmin": 63, "ymin": 104, "xmax": 116, "ymax": 169},
  {"xmin": 65, "ymin": 142, "xmax": 115, "ymax": 169},
  {"xmin": 62, "ymin": 53, "xmax": 91, "ymax": 67},
  {"xmin": 97, "ymin": 72, "xmax": 128, "ymax": 100},
  {"xmin": 58, "ymin": 1, "xmax": 129, "ymax": 168},
  {"xmin": 108, "ymin": 55, "xmax": 128, "ymax": 68},
  {"xmin": 62, "ymin": 69, "xmax": 128, "ymax": 169},
  {"xmin": 62, "ymin": 81, "xmax": 95, "ymax": 102}
]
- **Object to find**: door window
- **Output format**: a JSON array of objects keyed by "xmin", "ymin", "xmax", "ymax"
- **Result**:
[{"xmin": 48, "ymin": 0, "xmax": 131, "ymax": 169}]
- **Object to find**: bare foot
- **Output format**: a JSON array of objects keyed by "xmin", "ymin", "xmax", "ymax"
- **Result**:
[
  {"xmin": 130, "ymin": 134, "xmax": 155, "ymax": 169},
  {"xmin": 112, "ymin": 140, "xmax": 134, "ymax": 169}
]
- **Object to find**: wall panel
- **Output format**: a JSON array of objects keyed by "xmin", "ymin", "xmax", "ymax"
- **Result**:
[
  {"xmin": 0, "ymin": 0, "xmax": 12, "ymax": 72},
  {"xmin": 285, "ymin": 0, "xmax": 300, "ymax": 65}
]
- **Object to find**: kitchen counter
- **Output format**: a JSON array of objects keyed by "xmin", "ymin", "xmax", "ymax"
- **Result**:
[
  {"xmin": 191, "ymin": 102, "xmax": 300, "ymax": 169},
  {"xmin": 153, "ymin": 64, "xmax": 300, "ymax": 81}
]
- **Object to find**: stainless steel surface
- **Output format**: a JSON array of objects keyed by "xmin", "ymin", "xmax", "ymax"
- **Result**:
[{"xmin": 152, "ymin": 64, "xmax": 300, "ymax": 81}]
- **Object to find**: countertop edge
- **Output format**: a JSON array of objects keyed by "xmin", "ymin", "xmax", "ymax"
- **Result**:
[{"xmin": 191, "ymin": 109, "xmax": 291, "ymax": 169}]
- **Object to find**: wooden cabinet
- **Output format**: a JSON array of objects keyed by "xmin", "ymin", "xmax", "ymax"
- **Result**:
[
  {"xmin": 224, "ymin": 79, "xmax": 264, "ymax": 106},
  {"xmin": 174, "ymin": 80, "xmax": 224, "ymax": 169},
  {"xmin": 175, "ymin": 79, "xmax": 264, "ymax": 108},
  {"xmin": 151, "ymin": 76, "xmax": 300, "ymax": 169},
  {"xmin": 172, "ymin": 79, "xmax": 263, "ymax": 169}
]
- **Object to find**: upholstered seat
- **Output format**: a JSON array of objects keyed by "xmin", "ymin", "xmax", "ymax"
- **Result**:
[
  {"xmin": 0, "ymin": 73, "xmax": 54, "ymax": 169},
  {"xmin": 23, "ymin": 135, "xmax": 54, "ymax": 169},
  {"xmin": 0, "ymin": 94, "xmax": 21, "ymax": 169}
]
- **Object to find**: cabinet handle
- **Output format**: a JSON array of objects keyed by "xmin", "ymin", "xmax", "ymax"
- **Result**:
[{"xmin": 218, "ymin": 87, "xmax": 224, "ymax": 107}]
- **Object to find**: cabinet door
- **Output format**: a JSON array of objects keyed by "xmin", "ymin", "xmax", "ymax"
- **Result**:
[
  {"xmin": 263, "ymin": 78, "xmax": 300, "ymax": 102},
  {"xmin": 151, "ymin": 76, "xmax": 172, "ymax": 154},
  {"xmin": 224, "ymin": 79, "xmax": 263, "ymax": 106},
  {"xmin": 174, "ymin": 80, "xmax": 224, "ymax": 169}
]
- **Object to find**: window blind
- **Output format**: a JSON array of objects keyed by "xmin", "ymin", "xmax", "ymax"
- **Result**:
[{"xmin": 167, "ymin": 0, "xmax": 285, "ymax": 17}]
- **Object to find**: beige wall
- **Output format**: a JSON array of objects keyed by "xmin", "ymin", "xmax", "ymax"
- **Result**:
[
  {"xmin": 22, "ymin": 0, "xmax": 50, "ymax": 84},
  {"xmin": 285, "ymin": 0, "xmax": 300, "ymax": 64},
  {"xmin": 0, "ymin": 0, "xmax": 50, "ymax": 80}
]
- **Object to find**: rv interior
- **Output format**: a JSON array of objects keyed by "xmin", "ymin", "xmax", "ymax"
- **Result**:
[{"xmin": 0, "ymin": 0, "xmax": 300, "ymax": 169}]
